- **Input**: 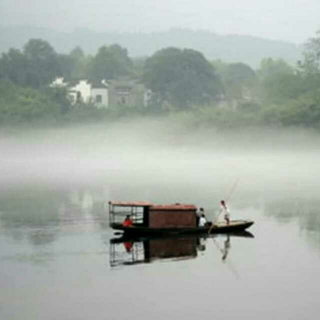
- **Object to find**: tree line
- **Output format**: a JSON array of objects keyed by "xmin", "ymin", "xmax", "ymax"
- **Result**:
[{"xmin": 1, "ymin": 33, "xmax": 320, "ymax": 129}]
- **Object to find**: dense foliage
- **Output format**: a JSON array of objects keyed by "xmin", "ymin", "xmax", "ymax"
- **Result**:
[
  {"xmin": 143, "ymin": 47, "xmax": 223, "ymax": 108},
  {"xmin": 1, "ymin": 31, "xmax": 320, "ymax": 129},
  {"xmin": 87, "ymin": 44, "xmax": 133, "ymax": 82},
  {"xmin": 0, "ymin": 39, "xmax": 61, "ymax": 88},
  {"xmin": 0, "ymin": 80, "xmax": 61, "ymax": 124}
]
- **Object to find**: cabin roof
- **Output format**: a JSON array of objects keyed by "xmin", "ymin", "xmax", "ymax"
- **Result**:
[
  {"xmin": 109, "ymin": 201, "xmax": 154, "ymax": 207},
  {"xmin": 150, "ymin": 204, "xmax": 197, "ymax": 211}
]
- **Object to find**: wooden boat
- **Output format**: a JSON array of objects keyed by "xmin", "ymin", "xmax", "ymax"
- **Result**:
[
  {"xmin": 109, "ymin": 201, "xmax": 254, "ymax": 236},
  {"xmin": 111, "ymin": 220, "xmax": 254, "ymax": 236}
]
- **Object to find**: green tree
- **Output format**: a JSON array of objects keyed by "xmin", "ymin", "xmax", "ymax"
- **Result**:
[
  {"xmin": 143, "ymin": 47, "xmax": 223, "ymax": 108},
  {"xmin": 0, "ymin": 48, "xmax": 28, "ymax": 85},
  {"xmin": 223, "ymin": 63, "xmax": 256, "ymax": 85},
  {"xmin": 132, "ymin": 56, "xmax": 147, "ymax": 78},
  {"xmin": 217, "ymin": 62, "xmax": 256, "ymax": 100},
  {"xmin": 258, "ymin": 58, "xmax": 299, "ymax": 104},
  {"xmin": 0, "ymin": 80, "xmax": 61, "ymax": 124},
  {"xmin": 88, "ymin": 44, "xmax": 132, "ymax": 82},
  {"xmin": 258, "ymin": 58, "xmax": 294, "ymax": 81},
  {"xmin": 44, "ymin": 86, "xmax": 71, "ymax": 114},
  {"xmin": 70, "ymin": 46, "xmax": 85, "ymax": 61},
  {"xmin": 262, "ymin": 73, "xmax": 306, "ymax": 104},
  {"xmin": 57, "ymin": 54, "xmax": 75, "ymax": 81},
  {"xmin": 23, "ymin": 39, "xmax": 61, "ymax": 88},
  {"xmin": 299, "ymin": 30, "xmax": 320, "ymax": 74},
  {"xmin": 65, "ymin": 46, "xmax": 90, "ymax": 80},
  {"xmin": 0, "ymin": 39, "xmax": 60, "ymax": 88}
]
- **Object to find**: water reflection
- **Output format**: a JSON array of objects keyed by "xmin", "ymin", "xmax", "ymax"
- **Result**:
[
  {"xmin": 0, "ymin": 186, "xmax": 108, "ymax": 245},
  {"xmin": 211, "ymin": 235, "xmax": 231, "ymax": 261},
  {"xmin": 109, "ymin": 232, "xmax": 254, "ymax": 268},
  {"xmin": 263, "ymin": 198, "xmax": 320, "ymax": 249}
]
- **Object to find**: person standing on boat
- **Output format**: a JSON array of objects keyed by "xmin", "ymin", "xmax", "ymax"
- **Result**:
[
  {"xmin": 220, "ymin": 200, "xmax": 230, "ymax": 225},
  {"xmin": 122, "ymin": 215, "xmax": 133, "ymax": 227}
]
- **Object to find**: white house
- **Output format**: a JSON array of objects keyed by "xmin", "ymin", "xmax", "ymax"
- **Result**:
[
  {"xmin": 51, "ymin": 78, "xmax": 109, "ymax": 107},
  {"xmin": 51, "ymin": 77, "xmax": 151, "ymax": 108},
  {"xmin": 69, "ymin": 80, "xmax": 92, "ymax": 104},
  {"xmin": 91, "ymin": 83, "xmax": 109, "ymax": 108}
]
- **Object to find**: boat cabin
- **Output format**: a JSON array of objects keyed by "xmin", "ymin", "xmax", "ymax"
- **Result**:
[{"xmin": 108, "ymin": 201, "xmax": 198, "ymax": 228}]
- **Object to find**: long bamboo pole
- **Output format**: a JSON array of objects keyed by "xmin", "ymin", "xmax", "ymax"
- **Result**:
[{"xmin": 208, "ymin": 178, "xmax": 239, "ymax": 234}]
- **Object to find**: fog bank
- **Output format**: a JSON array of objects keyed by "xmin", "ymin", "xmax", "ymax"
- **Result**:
[{"xmin": 1, "ymin": 119, "xmax": 320, "ymax": 207}]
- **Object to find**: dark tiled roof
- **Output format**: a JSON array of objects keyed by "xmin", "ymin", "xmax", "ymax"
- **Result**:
[{"xmin": 109, "ymin": 201, "xmax": 154, "ymax": 207}]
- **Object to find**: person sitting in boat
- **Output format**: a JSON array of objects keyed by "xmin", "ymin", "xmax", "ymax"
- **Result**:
[
  {"xmin": 199, "ymin": 213, "xmax": 207, "ymax": 227},
  {"xmin": 220, "ymin": 200, "xmax": 230, "ymax": 225},
  {"xmin": 196, "ymin": 207, "xmax": 204, "ymax": 225},
  {"xmin": 122, "ymin": 215, "xmax": 133, "ymax": 227}
]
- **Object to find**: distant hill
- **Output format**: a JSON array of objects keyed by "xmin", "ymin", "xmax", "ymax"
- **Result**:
[{"xmin": 0, "ymin": 26, "xmax": 302, "ymax": 68}]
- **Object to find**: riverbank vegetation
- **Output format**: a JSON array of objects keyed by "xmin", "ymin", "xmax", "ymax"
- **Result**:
[{"xmin": 1, "ymin": 31, "xmax": 320, "ymax": 130}]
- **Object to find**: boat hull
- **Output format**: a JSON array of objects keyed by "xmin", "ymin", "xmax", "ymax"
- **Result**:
[{"xmin": 111, "ymin": 220, "xmax": 254, "ymax": 236}]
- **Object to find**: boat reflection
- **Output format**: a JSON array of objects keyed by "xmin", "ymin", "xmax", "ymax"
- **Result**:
[{"xmin": 109, "ymin": 231, "xmax": 254, "ymax": 268}]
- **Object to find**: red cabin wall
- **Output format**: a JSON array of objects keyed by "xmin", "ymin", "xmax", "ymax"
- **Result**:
[{"xmin": 148, "ymin": 210, "xmax": 196, "ymax": 228}]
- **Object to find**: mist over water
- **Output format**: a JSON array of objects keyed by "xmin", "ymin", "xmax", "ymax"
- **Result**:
[
  {"xmin": 1, "ymin": 119, "xmax": 320, "ymax": 204},
  {"xmin": 1, "ymin": 120, "xmax": 320, "ymax": 320}
]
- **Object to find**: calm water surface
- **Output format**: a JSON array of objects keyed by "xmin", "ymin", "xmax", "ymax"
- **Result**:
[
  {"xmin": 1, "ymin": 185, "xmax": 320, "ymax": 320},
  {"xmin": 1, "ymin": 126, "xmax": 320, "ymax": 319}
]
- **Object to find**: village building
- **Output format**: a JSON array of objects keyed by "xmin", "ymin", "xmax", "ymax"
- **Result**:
[
  {"xmin": 90, "ymin": 81, "xmax": 109, "ymax": 108},
  {"xmin": 69, "ymin": 80, "xmax": 93, "ymax": 104},
  {"xmin": 107, "ymin": 79, "xmax": 150, "ymax": 107},
  {"xmin": 50, "ymin": 77, "xmax": 150, "ymax": 108}
]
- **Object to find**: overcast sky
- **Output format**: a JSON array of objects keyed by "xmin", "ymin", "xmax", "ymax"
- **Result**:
[{"xmin": 1, "ymin": 0, "xmax": 319, "ymax": 43}]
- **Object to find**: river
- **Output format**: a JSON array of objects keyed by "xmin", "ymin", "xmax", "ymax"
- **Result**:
[{"xmin": 1, "ymin": 125, "xmax": 320, "ymax": 319}]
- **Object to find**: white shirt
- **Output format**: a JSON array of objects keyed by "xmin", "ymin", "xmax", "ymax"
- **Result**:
[
  {"xmin": 199, "ymin": 216, "xmax": 207, "ymax": 227},
  {"xmin": 220, "ymin": 204, "xmax": 230, "ymax": 217}
]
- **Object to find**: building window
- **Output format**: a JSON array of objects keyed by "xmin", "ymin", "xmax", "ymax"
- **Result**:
[{"xmin": 96, "ymin": 94, "xmax": 102, "ymax": 103}]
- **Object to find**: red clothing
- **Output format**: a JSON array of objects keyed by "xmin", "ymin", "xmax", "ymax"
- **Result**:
[
  {"xmin": 122, "ymin": 218, "xmax": 133, "ymax": 227},
  {"xmin": 123, "ymin": 241, "xmax": 133, "ymax": 252}
]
